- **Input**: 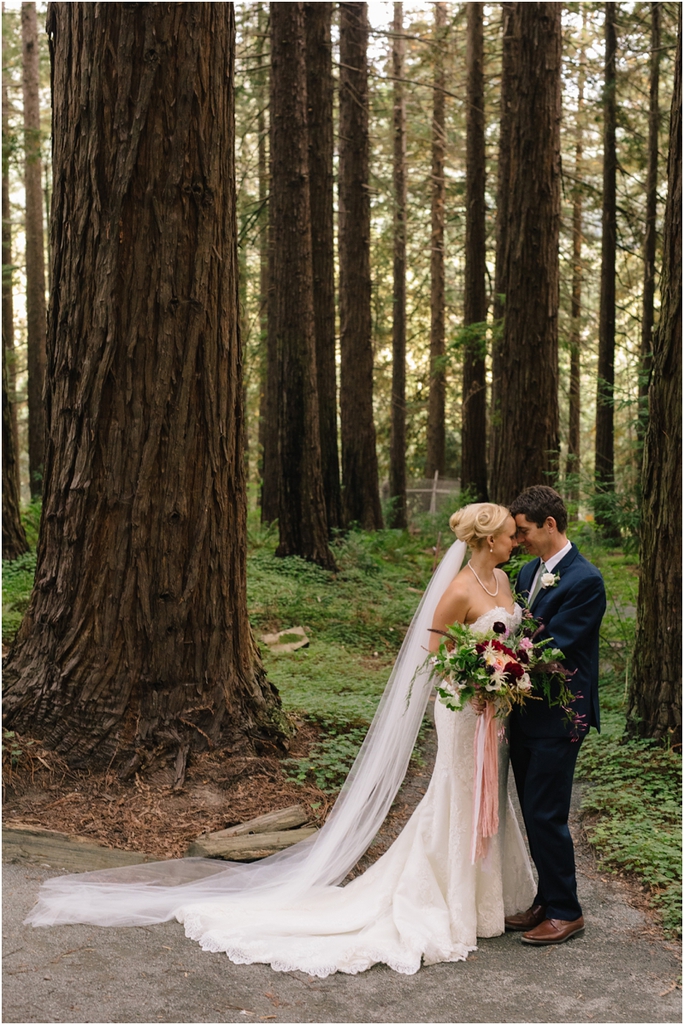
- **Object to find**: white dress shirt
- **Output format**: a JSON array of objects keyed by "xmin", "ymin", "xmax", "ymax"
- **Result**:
[{"xmin": 529, "ymin": 539, "xmax": 573, "ymax": 597}]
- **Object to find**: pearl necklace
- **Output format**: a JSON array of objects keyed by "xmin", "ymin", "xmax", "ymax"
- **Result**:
[{"xmin": 467, "ymin": 561, "xmax": 499, "ymax": 597}]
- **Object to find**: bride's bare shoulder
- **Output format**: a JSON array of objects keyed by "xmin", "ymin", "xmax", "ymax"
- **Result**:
[
  {"xmin": 432, "ymin": 569, "xmax": 474, "ymax": 623},
  {"xmin": 441, "ymin": 566, "xmax": 475, "ymax": 599},
  {"xmin": 494, "ymin": 567, "xmax": 514, "ymax": 595}
]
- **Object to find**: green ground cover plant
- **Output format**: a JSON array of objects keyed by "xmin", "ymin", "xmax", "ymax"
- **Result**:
[
  {"xmin": 2, "ymin": 551, "xmax": 37, "ymax": 644},
  {"xmin": 2, "ymin": 506, "xmax": 680, "ymax": 935}
]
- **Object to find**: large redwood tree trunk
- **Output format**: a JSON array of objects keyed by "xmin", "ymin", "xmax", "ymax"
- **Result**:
[
  {"xmin": 305, "ymin": 2, "xmax": 343, "ymax": 533},
  {"xmin": 388, "ymin": 1, "xmax": 407, "ymax": 529},
  {"xmin": 426, "ymin": 1, "xmax": 447, "ymax": 480},
  {"xmin": 3, "ymin": 4, "xmax": 283, "ymax": 774},
  {"xmin": 461, "ymin": 1, "xmax": 488, "ymax": 502},
  {"xmin": 628, "ymin": 19, "xmax": 681, "ymax": 744},
  {"xmin": 490, "ymin": 3, "xmax": 561, "ymax": 504},
  {"xmin": 270, "ymin": 3, "xmax": 335, "ymax": 569},
  {"xmin": 21, "ymin": 1, "xmax": 47, "ymax": 497},
  {"xmin": 338, "ymin": 2, "xmax": 383, "ymax": 530},
  {"xmin": 2, "ymin": 58, "xmax": 20, "ymax": 496}
]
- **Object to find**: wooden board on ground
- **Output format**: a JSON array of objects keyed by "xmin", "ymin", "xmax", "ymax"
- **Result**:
[
  {"xmin": 204, "ymin": 803, "xmax": 309, "ymax": 840},
  {"xmin": 3, "ymin": 823, "xmax": 155, "ymax": 872},
  {"xmin": 186, "ymin": 826, "xmax": 318, "ymax": 861},
  {"xmin": 260, "ymin": 626, "xmax": 310, "ymax": 654}
]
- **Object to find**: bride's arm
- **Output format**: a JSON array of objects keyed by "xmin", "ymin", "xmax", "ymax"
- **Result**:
[{"xmin": 428, "ymin": 579, "xmax": 469, "ymax": 652}]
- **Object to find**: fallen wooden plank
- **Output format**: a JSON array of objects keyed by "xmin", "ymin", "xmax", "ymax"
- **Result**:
[
  {"xmin": 203, "ymin": 803, "xmax": 309, "ymax": 841},
  {"xmin": 2, "ymin": 823, "xmax": 155, "ymax": 872},
  {"xmin": 260, "ymin": 626, "xmax": 310, "ymax": 654},
  {"xmin": 185, "ymin": 826, "xmax": 318, "ymax": 861}
]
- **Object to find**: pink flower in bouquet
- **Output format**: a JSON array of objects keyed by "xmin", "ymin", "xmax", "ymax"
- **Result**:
[{"xmin": 518, "ymin": 637, "xmax": 534, "ymax": 651}]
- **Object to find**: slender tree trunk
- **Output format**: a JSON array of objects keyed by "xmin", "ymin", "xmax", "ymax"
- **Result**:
[
  {"xmin": 3, "ymin": 4, "xmax": 283, "ymax": 772},
  {"xmin": 490, "ymin": 2, "xmax": 561, "ymax": 504},
  {"xmin": 629, "ymin": 18, "xmax": 681, "ymax": 744},
  {"xmin": 594, "ymin": 2, "xmax": 618, "ymax": 534},
  {"xmin": 638, "ymin": 1, "xmax": 661, "ymax": 447},
  {"xmin": 388, "ymin": 2, "xmax": 407, "ymax": 528},
  {"xmin": 461, "ymin": 1, "xmax": 488, "ymax": 502},
  {"xmin": 338, "ymin": 2, "xmax": 383, "ymax": 529},
  {"xmin": 566, "ymin": 15, "xmax": 587, "ymax": 513},
  {"xmin": 305, "ymin": 1, "xmax": 343, "ymax": 533},
  {"xmin": 270, "ymin": 3, "xmax": 335, "ymax": 569},
  {"xmin": 2, "ymin": 59, "xmax": 20, "ymax": 493},
  {"xmin": 489, "ymin": 1, "xmax": 515, "ymax": 486},
  {"xmin": 256, "ymin": 2, "xmax": 269, "ymax": 486},
  {"xmin": 260, "ymin": 6, "xmax": 279, "ymax": 524},
  {"xmin": 3, "ymin": 357, "xmax": 29, "ymax": 561},
  {"xmin": 426, "ymin": 1, "xmax": 446, "ymax": 480},
  {"xmin": 21, "ymin": 1, "xmax": 46, "ymax": 498},
  {"xmin": 260, "ymin": 205, "xmax": 279, "ymax": 520}
]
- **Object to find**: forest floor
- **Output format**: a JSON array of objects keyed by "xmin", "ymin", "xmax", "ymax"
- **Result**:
[{"xmin": 2, "ymin": 506, "xmax": 681, "ymax": 940}]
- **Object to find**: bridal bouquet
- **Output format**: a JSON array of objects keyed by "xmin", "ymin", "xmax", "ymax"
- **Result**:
[{"xmin": 428, "ymin": 616, "xmax": 574, "ymax": 719}]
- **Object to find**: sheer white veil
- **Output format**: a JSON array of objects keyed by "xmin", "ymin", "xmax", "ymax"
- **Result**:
[{"xmin": 26, "ymin": 539, "xmax": 467, "ymax": 928}]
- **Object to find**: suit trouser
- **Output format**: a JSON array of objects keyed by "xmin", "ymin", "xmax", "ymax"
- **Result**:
[{"xmin": 509, "ymin": 720, "xmax": 583, "ymax": 921}]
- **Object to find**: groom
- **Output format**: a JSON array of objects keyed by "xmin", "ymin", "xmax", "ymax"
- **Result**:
[{"xmin": 505, "ymin": 485, "xmax": 606, "ymax": 946}]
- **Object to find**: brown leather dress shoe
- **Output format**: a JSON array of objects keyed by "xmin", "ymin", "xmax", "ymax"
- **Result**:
[
  {"xmin": 521, "ymin": 915, "xmax": 585, "ymax": 945},
  {"xmin": 504, "ymin": 903, "xmax": 547, "ymax": 932}
]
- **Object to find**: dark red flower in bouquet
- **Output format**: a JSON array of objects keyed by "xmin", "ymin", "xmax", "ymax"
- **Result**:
[
  {"xmin": 493, "ymin": 621, "xmax": 507, "ymax": 634},
  {"xmin": 504, "ymin": 661, "xmax": 524, "ymax": 680},
  {"xmin": 516, "ymin": 649, "xmax": 530, "ymax": 664}
]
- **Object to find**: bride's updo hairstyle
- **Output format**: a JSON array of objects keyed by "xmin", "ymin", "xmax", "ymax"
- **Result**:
[{"xmin": 449, "ymin": 502, "xmax": 511, "ymax": 550}]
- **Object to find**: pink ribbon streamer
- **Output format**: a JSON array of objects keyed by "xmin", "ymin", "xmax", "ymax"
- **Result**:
[{"xmin": 471, "ymin": 701, "xmax": 499, "ymax": 863}]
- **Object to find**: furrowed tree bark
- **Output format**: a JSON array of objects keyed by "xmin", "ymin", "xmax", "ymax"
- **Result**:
[
  {"xmin": 594, "ymin": 2, "xmax": 619, "ymax": 535},
  {"xmin": 461, "ymin": 1, "xmax": 488, "ymax": 502},
  {"xmin": 3, "ymin": 3, "xmax": 284, "ymax": 772},
  {"xmin": 256, "ymin": 2, "xmax": 269, "ymax": 487},
  {"xmin": 490, "ymin": 3, "xmax": 561, "ymax": 504},
  {"xmin": 426, "ymin": 1, "xmax": 446, "ymax": 480},
  {"xmin": 628, "ymin": 18, "xmax": 681, "ymax": 745},
  {"xmin": 2, "ymin": 57, "xmax": 20, "ymax": 495},
  {"xmin": 305, "ymin": 1, "xmax": 343, "ymax": 533},
  {"xmin": 2, "ymin": 356, "xmax": 29, "ymax": 561},
  {"xmin": 339, "ymin": 1, "xmax": 383, "ymax": 529},
  {"xmin": 489, "ymin": 1, "xmax": 515, "ymax": 487},
  {"xmin": 566, "ymin": 14, "xmax": 587, "ymax": 514},
  {"xmin": 21, "ymin": 1, "xmax": 46, "ymax": 498},
  {"xmin": 270, "ymin": 2, "xmax": 335, "ymax": 569},
  {"xmin": 637, "ymin": 1, "xmax": 660, "ymax": 448},
  {"xmin": 388, "ymin": 1, "xmax": 407, "ymax": 529}
]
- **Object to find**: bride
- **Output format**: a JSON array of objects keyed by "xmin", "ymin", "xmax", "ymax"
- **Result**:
[{"xmin": 27, "ymin": 503, "xmax": 536, "ymax": 977}]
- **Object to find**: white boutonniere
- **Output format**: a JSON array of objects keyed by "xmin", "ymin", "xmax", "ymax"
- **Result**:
[{"xmin": 541, "ymin": 571, "xmax": 560, "ymax": 589}]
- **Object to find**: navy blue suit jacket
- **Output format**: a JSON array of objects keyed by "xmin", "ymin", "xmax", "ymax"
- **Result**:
[{"xmin": 512, "ymin": 544, "xmax": 606, "ymax": 739}]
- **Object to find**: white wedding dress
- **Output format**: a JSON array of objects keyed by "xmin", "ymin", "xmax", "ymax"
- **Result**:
[
  {"xmin": 178, "ymin": 605, "xmax": 535, "ymax": 976},
  {"xmin": 26, "ymin": 543, "xmax": 535, "ymax": 977}
]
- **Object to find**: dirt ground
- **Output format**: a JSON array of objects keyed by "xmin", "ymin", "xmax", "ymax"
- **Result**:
[{"xmin": 2, "ymin": 717, "xmax": 334, "ymax": 860}]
